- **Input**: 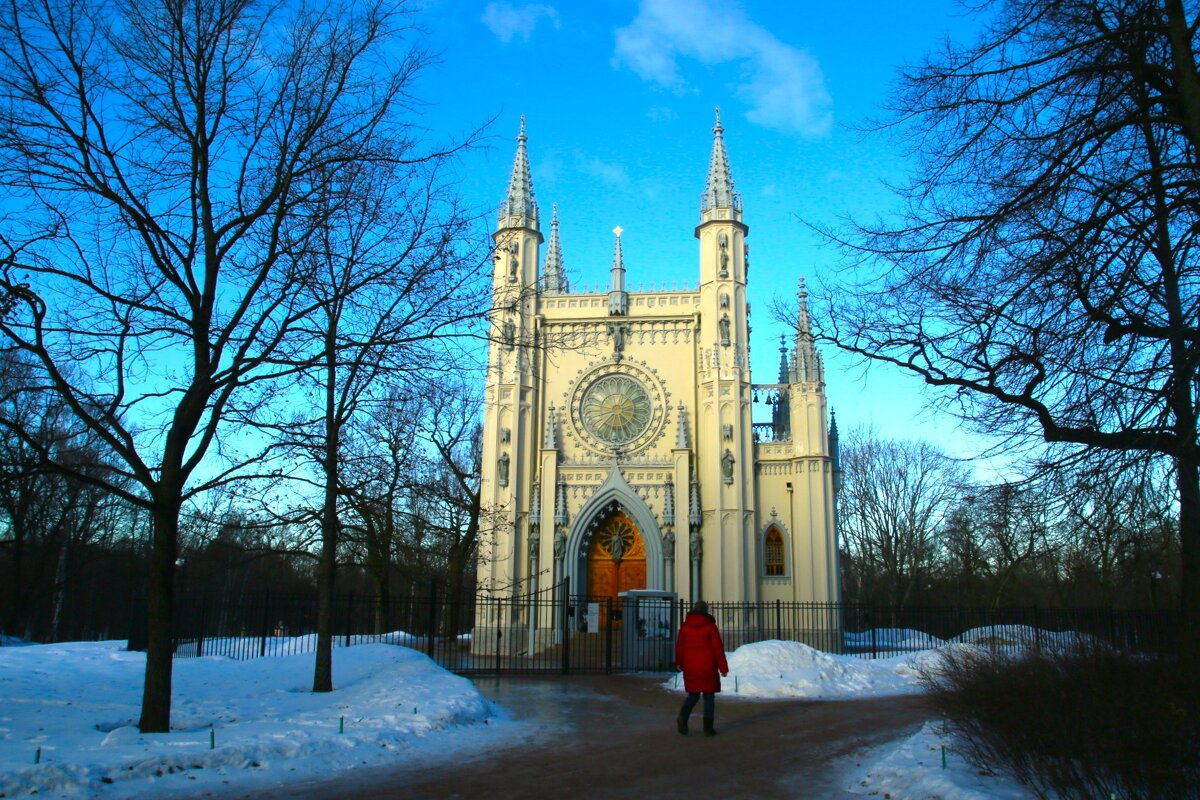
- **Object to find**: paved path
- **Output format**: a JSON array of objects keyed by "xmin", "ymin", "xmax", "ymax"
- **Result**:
[{"xmin": 265, "ymin": 674, "xmax": 934, "ymax": 800}]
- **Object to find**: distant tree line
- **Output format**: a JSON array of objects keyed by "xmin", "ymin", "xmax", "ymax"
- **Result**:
[
  {"xmin": 838, "ymin": 428, "xmax": 1179, "ymax": 612},
  {"xmin": 0, "ymin": 376, "xmax": 487, "ymax": 645}
]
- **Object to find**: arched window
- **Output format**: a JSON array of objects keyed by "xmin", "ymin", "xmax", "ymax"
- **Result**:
[{"xmin": 764, "ymin": 527, "xmax": 785, "ymax": 576}]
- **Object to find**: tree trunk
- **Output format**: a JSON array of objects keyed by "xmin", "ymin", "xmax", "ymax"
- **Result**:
[
  {"xmin": 138, "ymin": 500, "xmax": 179, "ymax": 733},
  {"xmin": 1177, "ymin": 453, "xmax": 1200, "ymax": 656},
  {"xmin": 313, "ymin": 341, "xmax": 339, "ymax": 693}
]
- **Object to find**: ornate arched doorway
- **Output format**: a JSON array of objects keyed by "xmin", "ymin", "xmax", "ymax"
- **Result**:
[{"xmin": 586, "ymin": 511, "xmax": 647, "ymax": 627}]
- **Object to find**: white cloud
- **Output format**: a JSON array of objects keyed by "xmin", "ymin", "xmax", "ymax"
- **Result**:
[
  {"xmin": 613, "ymin": 0, "xmax": 832, "ymax": 136},
  {"xmin": 481, "ymin": 2, "xmax": 560, "ymax": 44},
  {"xmin": 577, "ymin": 153, "xmax": 632, "ymax": 189}
]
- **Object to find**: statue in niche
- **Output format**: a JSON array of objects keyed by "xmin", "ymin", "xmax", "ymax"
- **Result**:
[
  {"xmin": 502, "ymin": 319, "xmax": 515, "ymax": 348},
  {"xmin": 554, "ymin": 529, "xmax": 566, "ymax": 560},
  {"xmin": 719, "ymin": 313, "xmax": 731, "ymax": 345},
  {"xmin": 690, "ymin": 529, "xmax": 702, "ymax": 560},
  {"xmin": 609, "ymin": 530, "xmax": 624, "ymax": 562},
  {"xmin": 721, "ymin": 448, "xmax": 735, "ymax": 483},
  {"xmin": 607, "ymin": 322, "xmax": 628, "ymax": 358},
  {"xmin": 508, "ymin": 240, "xmax": 519, "ymax": 282},
  {"xmin": 528, "ymin": 533, "xmax": 540, "ymax": 558},
  {"xmin": 663, "ymin": 528, "xmax": 675, "ymax": 553},
  {"xmin": 498, "ymin": 452, "xmax": 510, "ymax": 486}
]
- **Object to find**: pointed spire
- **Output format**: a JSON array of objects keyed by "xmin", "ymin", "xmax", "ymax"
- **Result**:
[
  {"xmin": 675, "ymin": 402, "xmax": 690, "ymax": 449},
  {"xmin": 607, "ymin": 225, "xmax": 628, "ymax": 315},
  {"xmin": 545, "ymin": 404, "xmax": 559, "ymax": 449},
  {"xmin": 542, "ymin": 204, "xmax": 568, "ymax": 293},
  {"xmin": 689, "ymin": 471, "xmax": 702, "ymax": 530},
  {"xmin": 791, "ymin": 276, "xmax": 824, "ymax": 384},
  {"xmin": 700, "ymin": 107, "xmax": 741, "ymax": 221},
  {"xmin": 829, "ymin": 410, "xmax": 843, "ymax": 493},
  {"xmin": 797, "ymin": 276, "xmax": 812, "ymax": 335},
  {"xmin": 498, "ymin": 116, "xmax": 538, "ymax": 230},
  {"xmin": 555, "ymin": 480, "xmax": 569, "ymax": 527},
  {"xmin": 663, "ymin": 481, "xmax": 675, "ymax": 526},
  {"xmin": 777, "ymin": 333, "xmax": 789, "ymax": 383},
  {"xmin": 530, "ymin": 479, "xmax": 541, "ymax": 529}
]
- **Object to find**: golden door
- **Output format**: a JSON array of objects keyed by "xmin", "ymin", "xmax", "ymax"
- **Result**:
[{"xmin": 586, "ymin": 512, "xmax": 647, "ymax": 628}]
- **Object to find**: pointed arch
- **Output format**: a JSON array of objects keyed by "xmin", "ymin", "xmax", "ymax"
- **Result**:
[
  {"xmin": 761, "ymin": 519, "xmax": 789, "ymax": 579},
  {"xmin": 565, "ymin": 466, "xmax": 664, "ymax": 596}
]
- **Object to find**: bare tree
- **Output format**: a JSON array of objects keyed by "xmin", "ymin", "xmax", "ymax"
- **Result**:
[
  {"xmin": 839, "ymin": 427, "xmax": 969, "ymax": 609},
  {"xmin": 280, "ymin": 149, "xmax": 485, "ymax": 691},
  {"xmin": 1055, "ymin": 458, "xmax": 1178, "ymax": 606},
  {"xmin": 0, "ymin": 0, "xmax": 440, "ymax": 731},
  {"xmin": 814, "ymin": 0, "xmax": 1200, "ymax": 645}
]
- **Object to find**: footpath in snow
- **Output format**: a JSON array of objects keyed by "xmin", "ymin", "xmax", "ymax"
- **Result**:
[{"xmin": 0, "ymin": 631, "xmax": 1039, "ymax": 799}]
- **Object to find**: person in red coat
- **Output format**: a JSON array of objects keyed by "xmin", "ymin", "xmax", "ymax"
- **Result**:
[{"xmin": 674, "ymin": 600, "xmax": 729, "ymax": 736}]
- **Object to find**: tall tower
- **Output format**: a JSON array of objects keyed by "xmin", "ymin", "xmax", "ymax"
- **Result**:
[
  {"xmin": 479, "ymin": 118, "xmax": 544, "ymax": 597},
  {"xmin": 783, "ymin": 277, "xmax": 839, "ymax": 603},
  {"xmin": 693, "ymin": 108, "xmax": 755, "ymax": 602}
]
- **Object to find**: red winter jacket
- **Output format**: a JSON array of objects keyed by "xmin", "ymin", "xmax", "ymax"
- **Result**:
[{"xmin": 674, "ymin": 612, "xmax": 729, "ymax": 693}]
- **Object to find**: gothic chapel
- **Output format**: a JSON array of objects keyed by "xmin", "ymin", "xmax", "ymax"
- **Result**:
[{"xmin": 477, "ymin": 112, "xmax": 841, "ymax": 628}]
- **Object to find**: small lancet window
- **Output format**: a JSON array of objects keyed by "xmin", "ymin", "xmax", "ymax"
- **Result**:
[{"xmin": 764, "ymin": 527, "xmax": 785, "ymax": 576}]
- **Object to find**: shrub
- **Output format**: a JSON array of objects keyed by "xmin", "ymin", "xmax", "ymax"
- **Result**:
[{"xmin": 920, "ymin": 642, "xmax": 1200, "ymax": 799}]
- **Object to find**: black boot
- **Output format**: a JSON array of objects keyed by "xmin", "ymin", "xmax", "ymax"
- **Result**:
[
  {"xmin": 676, "ymin": 714, "xmax": 688, "ymax": 735},
  {"xmin": 703, "ymin": 717, "xmax": 716, "ymax": 736}
]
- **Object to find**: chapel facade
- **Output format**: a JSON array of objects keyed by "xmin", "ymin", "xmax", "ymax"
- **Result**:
[{"xmin": 476, "ymin": 113, "xmax": 841, "ymax": 618}]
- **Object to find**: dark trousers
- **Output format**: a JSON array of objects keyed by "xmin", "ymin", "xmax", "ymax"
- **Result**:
[{"xmin": 679, "ymin": 691, "xmax": 715, "ymax": 720}]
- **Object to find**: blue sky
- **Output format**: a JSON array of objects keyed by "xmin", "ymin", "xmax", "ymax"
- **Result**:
[{"xmin": 407, "ymin": 0, "xmax": 1001, "ymax": 466}]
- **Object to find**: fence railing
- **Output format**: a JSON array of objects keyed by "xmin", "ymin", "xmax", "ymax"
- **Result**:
[{"xmin": 153, "ymin": 586, "xmax": 1180, "ymax": 673}]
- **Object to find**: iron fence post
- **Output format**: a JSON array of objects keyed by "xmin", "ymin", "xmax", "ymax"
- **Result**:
[
  {"xmin": 605, "ymin": 598, "xmax": 613, "ymax": 674},
  {"xmin": 495, "ymin": 601, "xmax": 503, "ymax": 675},
  {"xmin": 260, "ymin": 590, "xmax": 270, "ymax": 658},
  {"xmin": 197, "ymin": 592, "xmax": 207, "ymax": 658},
  {"xmin": 426, "ymin": 579, "xmax": 438, "ymax": 658},
  {"xmin": 560, "ymin": 579, "xmax": 570, "ymax": 674}
]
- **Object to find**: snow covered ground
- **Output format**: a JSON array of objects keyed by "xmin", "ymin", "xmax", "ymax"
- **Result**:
[{"xmin": 0, "ymin": 633, "xmax": 1038, "ymax": 799}]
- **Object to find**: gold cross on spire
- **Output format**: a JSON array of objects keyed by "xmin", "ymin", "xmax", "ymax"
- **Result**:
[{"xmin": 613, "ymin": 225, "xmax": 623, "ymax": 237}]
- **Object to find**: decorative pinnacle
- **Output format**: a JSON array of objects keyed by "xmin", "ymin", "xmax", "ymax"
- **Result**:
[
  {"xmin": 797, "ymin": 276, "xmax": 811, "ymax": 336},
  {"xmin": 498, "ymin": 116, "xmax": 538, "ymax": 229},
  {"xmin": 792, "ymin": 275, "xmax": 824, "ymax": 383},
  {"xmin": 608, "ymin": 225, "xmax": 628, "ymax": 314},
  {"xmin": 542, "ymin": 204, "xmax": 567, "ymax": 293},
  {"xmin": 700, "ymin": 107, "xmax": 740, "ymax": 218}
]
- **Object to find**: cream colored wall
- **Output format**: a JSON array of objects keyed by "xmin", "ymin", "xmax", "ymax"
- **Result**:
[{"xmin": 479, "ymin": 207, "xmax": 838, "ymax": 608}]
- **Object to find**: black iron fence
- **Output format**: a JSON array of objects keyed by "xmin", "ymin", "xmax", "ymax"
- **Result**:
[{"xmin": 148, "ymin": 584, "xmax": 1179, "ymax": 674}]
